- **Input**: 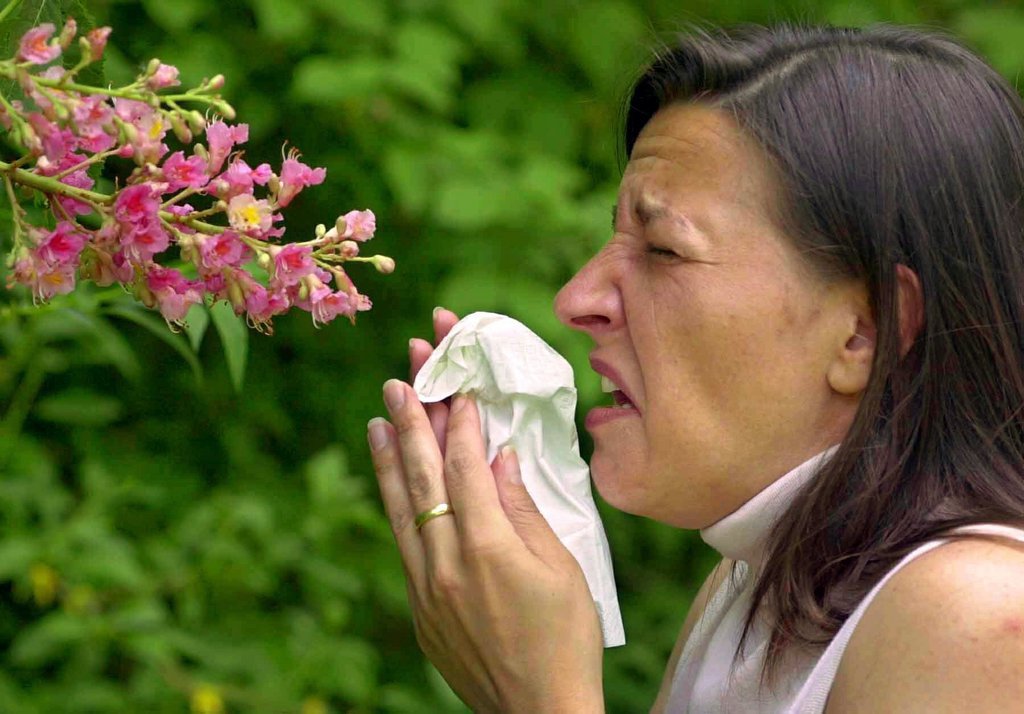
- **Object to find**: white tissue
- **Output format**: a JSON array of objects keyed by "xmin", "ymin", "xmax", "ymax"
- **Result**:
[{"xmin": 413, "ymin": 311, "xmax": 625, "ymax": 647}]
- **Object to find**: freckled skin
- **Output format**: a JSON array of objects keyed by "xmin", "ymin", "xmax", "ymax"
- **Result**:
[{"xmin": 555, "ymin": 104, "xmax": 865, "ymax": 528}]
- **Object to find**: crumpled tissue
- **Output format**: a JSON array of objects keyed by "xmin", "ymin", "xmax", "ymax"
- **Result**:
[{"xmin": 413, "ymin": 311, "xmax": 625, "ymax": 647}]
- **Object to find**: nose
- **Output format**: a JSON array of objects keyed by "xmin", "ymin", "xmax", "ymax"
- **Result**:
[{"xmin": 554, "ymin": 246, "xmax": 625, "ymax": 336}]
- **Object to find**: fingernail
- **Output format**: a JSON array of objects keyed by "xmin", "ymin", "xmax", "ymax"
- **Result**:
[
  {"xmin": 408, "ymin": 338, "xmax": 416, "ymax": 351},
  {"xmin": 383, "ymin": 379, "xmax": 406, "ymax": 411},
  {"xmin": 367, "ymin": 418, "xmax": 390, "ymax": 451},
  {"xmin": 433, "ymin": 306, "xmax": 444, "ymax": 319},
  {"xmin": 499, "ymin": 444, "xmax": 521, "ymax": 485}
]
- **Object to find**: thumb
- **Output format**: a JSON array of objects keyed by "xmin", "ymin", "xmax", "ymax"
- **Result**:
[{"xmin": 493, "ymin": 445, "xmax": 566, "ymax": 564}]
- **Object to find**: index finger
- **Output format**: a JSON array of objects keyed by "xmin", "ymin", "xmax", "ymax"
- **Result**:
[{"xmin": 442, "ymin": 394, "xmax": 515, "ymax": 549}]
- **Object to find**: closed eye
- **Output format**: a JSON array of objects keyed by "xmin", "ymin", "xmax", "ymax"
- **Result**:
[{"xmin": 647, "ymin": 245, "xmax": 678, "ymax": 258}]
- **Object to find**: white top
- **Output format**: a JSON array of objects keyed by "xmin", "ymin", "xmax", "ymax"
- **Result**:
[{"xmin": 664, "ymin": 447, "xmax": 1024, "ymax": 713}]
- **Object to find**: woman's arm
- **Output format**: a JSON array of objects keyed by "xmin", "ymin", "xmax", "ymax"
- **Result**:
[
  {"xmin": 650, "ymin": 558, "xmax": 733, "ymax": 713},
  {"xmin": 826, "ymin": 537, "xmax": 1024, "ymax": 713}
]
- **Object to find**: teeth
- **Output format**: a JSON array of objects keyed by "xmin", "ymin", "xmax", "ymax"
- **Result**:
[{"xmin": 601, "ymin": 376, "xmax": 617, "ymax": 393}]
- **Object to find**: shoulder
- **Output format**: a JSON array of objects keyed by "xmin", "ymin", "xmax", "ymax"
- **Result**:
[{"xmin": 827, "ymin": 535, "xmax": 1024, "ymax": 713}]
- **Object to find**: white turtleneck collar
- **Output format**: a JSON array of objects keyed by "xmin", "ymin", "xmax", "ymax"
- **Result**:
[{"xmin": 699, "ymin": 445, "xmax": 839, "ymax": 567}]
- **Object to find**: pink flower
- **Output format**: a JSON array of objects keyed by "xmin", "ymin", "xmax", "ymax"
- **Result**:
[
  {"xmin": 114, "ymin": 99, "xmax": 167, "ymax": 164},
  {"xmin": 114, "ymin": 184, "xmax": 169, "ymax": 262},
  {"xmin": 227, "ymin": 194, "xmax": 273, "ymax": 234},
  {"xmin": 13, "ymin": 252, "xmax": 77, "ymax": 301},
  {"xmin": 213, "ymin": 159, "xmax": 268, "ymax": 198},
  {"xmin": 311, "ymin": 286, "xmax": 356, "ymax": 326},
  {"xmin": 205, "ymin": 121, "xmax": 249, "ymax": 174},
  {"xmin": 199, "ymin": 231, "xmax": 249, "ymax": 270},
  {"xmin": 161, "ymin": 151, "xmax": 209, "ymax": 191},
  {"xmin": 18, "ymin": 24, "xmax": 61, "ymax": 65},
  {"xmin": 341, "ymin": 209, "xmax": 376, "ymax": 242},
  {"xmin": 146, "ymin": 267, "xmax": 203, "ymax": 323},
  {"xmin": 36, "ymin": 153, "xmax": 96, "ymax": 216},
  {"xmin": 36, "ymin": 222, "xmax": 87, "ymax": 265},
  {"xmin": 276, "ymin": 154, "xmax": 326, "ymax": 207},
  {"xmin": 147, "ymin": 63, "xmax": 180, "ymax": 90},
  {"xmin": 27, "ymin": 113, "xmax": 75, "ymax": 161},
  {"xmin": 72, "ymin": 96, "xmax": 116, "ymax": 153},
  {"xmin": 272, "ymin": 244, "xmax": 315, "ymax": 287},
  {"xmin": 244, "ymin": 283, "xmax": 290, "ymax": 329},
  {"xmin": 85, "ymin": 28, "xmax": 111, "ymax": 61}
]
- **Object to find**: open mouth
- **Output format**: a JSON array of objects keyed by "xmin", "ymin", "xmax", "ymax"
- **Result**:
[{"xmin": 602, "ymin": 376, "xmax": 636, "ymax": 409}]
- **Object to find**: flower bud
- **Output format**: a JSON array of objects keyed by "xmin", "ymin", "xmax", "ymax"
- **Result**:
[
  {"xmin": 134, "ymin": 280, "xmax": 156, "ymax": 309},
  {"xmin": 372, "ymin": 255, "xmax": 396, "ymax": 274},
  {"xmin": 215, "ymin": 102, "xmax": 236, "ymax": 121},
  {"xmin": 207, "ymin": 74, "xmax": 225, "ymax": 91},
  {"xmin": 59, "ymin": 18, "xmax": 77, "ymax": 50},
  {"xmin": 257, "ymin": 251, "xmax": 272, "ymax": 269},
  {"xmin": 268, "ymin": 175, "xmax": 280, "ymax": 195},
  {"xmin": 335, "ymin": 214, "xmax": 348, "ymax": 236},
  {"xmin": 339, "ymin": 240, "xmax": 359, "ymax": 258},
  {"xmin": 145, "ymin": 58, "xmax": 162, "ymax": 78},
  {"xmin": 170, "ymin": 113, "xmax": 192, "ymax": 144},
  {"xmin": 187, "ymin": 111, "xmax": 206, "ymax": 134},
  {"xmin": 298, "ymin": 281, "xmax": 309, "ymax": 301},
  {"xmin": 315, "ymin": 223, "xmax": 326, "ymax": 239},
  {"xmin": 228, "ymin": 280, "xmax": 245, "ymax": 313}
]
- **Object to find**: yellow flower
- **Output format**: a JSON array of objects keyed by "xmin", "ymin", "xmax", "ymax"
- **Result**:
[
  {"xmin": 301, "ymin": 697, "xmax": 328, "ymax": 714},
  {"xmin": 29, "ymin": 563, "xmax": 59, "ymax": 607},
  {"xmin": 190, "ymin": 684, "xmax": 224, "ymax": 714}
]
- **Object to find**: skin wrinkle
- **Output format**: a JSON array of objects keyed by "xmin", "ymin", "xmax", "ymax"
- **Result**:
[{"xmin": 555, "ymin": 102, "xmax": 863, "ymax": 528}]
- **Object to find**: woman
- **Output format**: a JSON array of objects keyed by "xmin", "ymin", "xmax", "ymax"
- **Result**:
[{"xmin": 367, "ymin": 24, "xmax": 1024, "ymax": 712}]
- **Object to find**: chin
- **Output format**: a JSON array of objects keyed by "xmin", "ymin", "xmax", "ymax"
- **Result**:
[{"xmin": 588, "ymin": 450, "xmax": 654, "ymax": 518}]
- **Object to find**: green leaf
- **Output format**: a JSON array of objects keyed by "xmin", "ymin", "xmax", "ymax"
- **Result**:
[
  {"xmin": 103, "ymin": 304, "xmax": 203, "ymax": 383},
  {"xmin": 9, "ymin": 612, "xmax": 91, "ymax": 667},
  {"xmin": 209, "ymin": 300, "xmax": 248, "ymax": 392},
  {"xmin": 34, "ymin": 388, "xmax": 122, "ymax": 426},
  {"xmin": 291, "ymin": 56, "xmax": 390, "ymax": 105},
  {"xmin": 0, "ymin": 535, "xmax": 35, "ymax": 580},
  {"xmin": 140, "ymin": 0, "xmax": 211, "ymax": 32},
  {"xmin": 184, "ymin": 302, "xmax": 210, "ymax": 353}
]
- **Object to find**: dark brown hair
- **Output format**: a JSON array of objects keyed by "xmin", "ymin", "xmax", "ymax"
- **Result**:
[{"xmin": 624, "ymin": 24, "xmax": 1024, "ymax": 682}]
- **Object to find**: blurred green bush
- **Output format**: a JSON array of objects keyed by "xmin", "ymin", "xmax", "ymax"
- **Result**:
[{"xmin": 1, "ymin": 0, "xmax": 1021, "ymax": 711}]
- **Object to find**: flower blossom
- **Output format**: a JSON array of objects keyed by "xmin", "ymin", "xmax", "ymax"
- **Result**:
[
  {"xmin": 147, "ymin": 63, "xmax": 180, "ymax": 90},
  {"xmin": 36, "ymin": 153, "xmax": 96, "ymax": 216},
  {"xmin": 227, "ymin": 194, "xmax": 273, "ymax": 234},
  {"xmin": 341, "ymin": 209, "xmax": 376, "ymax": 241},
  {"xmin": 114, "ymin": 184, "xmax": 169, "ymax": 262},
  {"xmin": 84, "ymin": 28, "xmax": 111, "ymax": 62},
  {"xmin": 212, "ymin": 159, "xmax": 271, "ymax": 199},
  {"xmin": 145, "ymin": 267, "xmax": 203, "ymax": 323},
  {"xmin": 276, "ymin": 155, "xmax": 326, "ymax": 208},
  {"xmin": 205, "ymin": 121, "xmax": 249, "ymax": 174},
  {"xmin": 162, "ymin": 151, "xmax": 210, "ymax": 191},
  {"xmin": 37, "ymin": 222, "xmax": 88, "ymax": 265},
  {"xmin": 199, "ymin": 231, "xmax": 249, "ymax": 271},
  {"xmin": 18, "ymin": 24, "xmax": 61, "ymax": 65},
  {"xmin": 271, "ymin": 244, "xmax": 315, "ymax": 287}
]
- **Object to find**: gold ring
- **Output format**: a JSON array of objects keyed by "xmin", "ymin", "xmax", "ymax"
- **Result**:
[{"xmin": 415, "ymin": 502, "xmax": 453, "ymax": 529}]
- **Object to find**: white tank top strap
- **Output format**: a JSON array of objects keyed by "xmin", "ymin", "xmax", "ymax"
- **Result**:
[{"xmin": 789, "ymin": 522, "xmax": 1024, "ymax": 713}]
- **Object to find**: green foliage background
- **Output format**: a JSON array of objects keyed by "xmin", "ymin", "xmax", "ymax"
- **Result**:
[{"xmin": 1, "ymin": 0, "xmax": 1022, "ymax": 711}]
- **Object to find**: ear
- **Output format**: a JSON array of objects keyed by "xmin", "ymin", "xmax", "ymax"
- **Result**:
[
  {"xmin": 894, "ymin": 264, "xmax": 924, "ymax": 358},
  {"xmin": 826, "ymin": 264, "xmax": 924, "ymax": 397},
  {"xmin": 826, "ymin": 288, "xmax": 875, "ymax": 396}
]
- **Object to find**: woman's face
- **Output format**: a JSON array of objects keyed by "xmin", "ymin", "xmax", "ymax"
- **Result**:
[{"xmin": 555, "ymin": 103, "xmax": 861, "ymax": 528}]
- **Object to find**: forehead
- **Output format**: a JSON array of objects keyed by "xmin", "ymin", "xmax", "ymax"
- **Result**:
[{"xmin": 623, "ymin": 103, "xmax": 779, "ymax": 216}]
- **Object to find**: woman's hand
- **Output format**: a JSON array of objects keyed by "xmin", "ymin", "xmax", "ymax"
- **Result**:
[{"xmin": 367, "ymin": 308, "xmax": 605, "ymax": 713}]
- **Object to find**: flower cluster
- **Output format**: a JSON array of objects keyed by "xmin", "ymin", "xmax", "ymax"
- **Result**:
[{"xmin": 1, "ymin": 20, "xmax": 393, "ymax": 332}]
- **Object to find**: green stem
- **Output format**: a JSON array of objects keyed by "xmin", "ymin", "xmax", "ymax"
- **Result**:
[
  {"xmin": 0, "ymin": 159, "xmax": 111, "ymax": 205},
  {"xmin": 0, "ymin": 0, "xmax": 25, "ymax": 26}
]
